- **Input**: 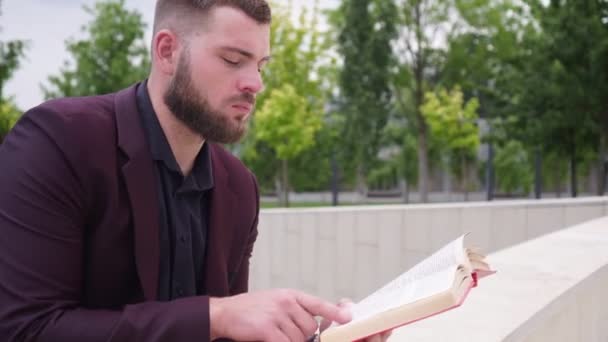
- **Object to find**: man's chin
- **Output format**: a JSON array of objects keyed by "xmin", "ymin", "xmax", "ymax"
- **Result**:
[{"xmin": 208, "ymin": 127, "xmax": 248, "ymax": 144}]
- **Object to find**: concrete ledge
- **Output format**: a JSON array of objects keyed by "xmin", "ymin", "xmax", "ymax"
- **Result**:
[
  {"xmin": 390, "ymin": 216, "xmax": 608, "ymax": 341},
  {"xmin": 251, "ymin": 197, "xmax": 608, "ymax": 302}
]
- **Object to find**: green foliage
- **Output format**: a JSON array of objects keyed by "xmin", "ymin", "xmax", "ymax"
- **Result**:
[
  {"xmin": 0, "ymin": 2, "xmax": 26, "ymax": 141},
  {"xmin": 441, "ymin": 0, "xmax": 608, "ymax": 196},
  {"xmin": 372, "ymin": 120, "xmax": 419, "ymax": 187},
  {"xmin": 392, "ymin": 0, "xmax": 456, "ymax": 202},
  {"xmin": 255, "ymin": 84, "xmax": 322, "ymax": 161},
  {"xmin": 332, "ymin": 0, "xmax": 398, "ymax": 190},
  {"xmin": 242, "ymin": 1, "xmax": 331, "ymax": 195},
  {"xmin": 494, "ymin": 140, "xmax": 533, "ymax": 195},
  {"xmin": 42, "ymin": 0, "xmax": 150, "ymax": 99},
  {"xmin": 421, "ymin": 86, "xmax": 480, "ymax": 185},
  {"xmin": 422, "ymin": 86, "xmax": 480, "ymax": 155},
  {"xmin": 0, "ymin": 40, "xmax": 26, "ymax": 100},
  {"xmin": 0, "ymin": 98, "xmax": 19, "ymax": 142},
  {"xmin": 254, "ymin": 84, "xmax": 323, "ymax": 206},
  {"xmin": 258, "ymin": 2, "xmax": 326, "ymax": 109},
  {"xmin": 509, "ymin": 0, "xmax": 608, "ymax": 195},
  {"xmin": 541, "ymin": 151, "xmax": 568, "ymax": 193},
  {"xmin": 367, "ymin": 161, "xmax": 398, "ymax": 190}
]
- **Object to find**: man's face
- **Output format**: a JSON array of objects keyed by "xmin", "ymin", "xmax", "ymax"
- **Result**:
[{"xmin": 164, "ymin": 6, "xmax": 271, "ymax": 144}]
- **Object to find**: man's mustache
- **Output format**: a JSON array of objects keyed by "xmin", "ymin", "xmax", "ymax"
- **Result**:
[{"xmin": 229, "ymin": 93, "xmax": 256, "ymax": 106}]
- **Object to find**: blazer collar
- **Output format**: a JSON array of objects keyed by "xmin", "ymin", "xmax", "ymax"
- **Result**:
[
  {"xmin": 205, "ymin": 144, "xmax": 239, "ymax": 296},
  {"xmin": 115, "ymin": 83, "xmax": 161, "ymax": 300}
]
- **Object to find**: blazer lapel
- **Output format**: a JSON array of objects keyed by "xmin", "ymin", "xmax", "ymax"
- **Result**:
[
  {"xmin": 115, "ymin": 83, "xmax": 160, "ymax": 301},
  {"xmin": 205, "ymin": 144, "xmax": 238, "ymax": 296}
]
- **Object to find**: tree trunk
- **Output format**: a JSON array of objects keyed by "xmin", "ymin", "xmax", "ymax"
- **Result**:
[
  {"xmin": 417, "ymin": 123, "xmax": 429, "ymax": 203},
  {"xmin": 570, "ymin": 142, "xmax": 577, "ymax": 198},
  {"xmin": 598, "ymin": 129, "xmax": 607, "ymax": 196},
  {"xmin": 534, "ymin": 148, "xmax": 542, "ymax": 199},
  {"xmin": 462, "ymin": 156, "xmax": 469, "ymax": 201},
  {"xmin": 400, "ymin": 178, "xmax": 409, "ymax": 204},
  {"xmin": 330, "ymin": 149, "xmax": 340, "ymax": 206},
  {"xmin": 1, "ymin": 79, "xmax": 5, "ymax": 105},
  {"xmin": 415, "ymin": 73, "xmax": 428, "ymax": 203},
  {"xmin": 442, "ymin": 155, "xmax": 451, "ymax": 201},
  {"xmin": 555, "ymin": 158, "xmax": 562, "ymax": 198},
  {"xmin": 486, "ymin": 142, "xmax": 495, "ymax": 201},
  {"xmin": 356, "ymin": 163, "xmax": 368, "ymax": 203},
  {"xmin": 281, "ymin": 159, "xmax": 290, "ymax": 207},
  {"xmin": 274, "ymin": 177, "xmax": 282, "ymax": 206},
  {"xmin": 413, "ymin": 0, "xmax": 429, "ymax": 204}
]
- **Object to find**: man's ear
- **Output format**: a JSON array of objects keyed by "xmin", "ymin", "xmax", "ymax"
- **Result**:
[{"xmin": 152, "ymin": 29, "xmax": 181, "ymax": 75}]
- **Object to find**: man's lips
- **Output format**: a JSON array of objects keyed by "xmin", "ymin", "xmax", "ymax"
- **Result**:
[{"xmin": 232, "ymin": 103, "xmax": 253, "ymax": 113}]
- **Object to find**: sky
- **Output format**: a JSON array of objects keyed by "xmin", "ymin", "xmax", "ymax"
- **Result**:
[{"xmin": 2, "ymin": 0, "xmax": 339, "ymax": 110}]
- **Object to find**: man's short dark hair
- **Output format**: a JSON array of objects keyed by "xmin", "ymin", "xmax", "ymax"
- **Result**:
[{"xmin": 153, "ymin": 0, "xmax": 271, "ymax": 35}]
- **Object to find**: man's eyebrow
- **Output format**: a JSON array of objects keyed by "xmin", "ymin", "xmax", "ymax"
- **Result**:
[{"xmin": 219, "ymin": 46, "xmax": 272, "ymax": 62}]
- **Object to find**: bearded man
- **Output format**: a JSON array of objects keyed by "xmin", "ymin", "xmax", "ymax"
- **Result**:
[{"xmin": 0, "ymin": 1, "xmax": 392, "ymax": 342}]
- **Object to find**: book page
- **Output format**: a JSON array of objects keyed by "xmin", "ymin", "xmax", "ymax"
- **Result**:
[{"xmin": 346, "ymin": 235, "xmax": 467, "ymax": 324}]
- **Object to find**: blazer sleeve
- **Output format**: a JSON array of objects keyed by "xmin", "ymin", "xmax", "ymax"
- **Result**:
[
  {"xmin": 229, "ymin": 173, "xmax": 260, "ymax": 295},
  {"xmin": 0, "ymin": 107, "xmax": 212, "ymax": 342}
]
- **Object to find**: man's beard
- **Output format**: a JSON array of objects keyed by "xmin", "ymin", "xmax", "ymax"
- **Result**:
[{"xmin": 164, "ymin": 52, "xmax": 254, "ymax": 144}]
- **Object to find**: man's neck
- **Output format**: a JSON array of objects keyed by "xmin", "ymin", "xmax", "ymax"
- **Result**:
[{"xmin": 146, "ymin": 78, "xmax": 205, "ymax": 176}]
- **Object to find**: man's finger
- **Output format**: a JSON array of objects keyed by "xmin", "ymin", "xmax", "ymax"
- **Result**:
[
  {"xmin": 320, "ymin": 298, "xmax": 355, "ymax": 332},
  {"xmin": 264, "ymin": 327, "xmax": 290, "ymax": 342},
  {"xmin": 278, "ymin": 317, "xmax": 305, "ymax": 342},
  {"xmin": 319, "ymin": 316, "xmax": 332, "ymax": 332},
  {"xmin": 289, "ymin": 305, "xmax": 320, "ymax": 338},
  {"xmin": 295, "ymin": 291, "xmax": 351, "ymax": 324}
]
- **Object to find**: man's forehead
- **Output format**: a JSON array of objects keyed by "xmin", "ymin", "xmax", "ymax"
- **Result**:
[
  {"xmin": 192, "ymin": 7, "xmax": 270, "ymax": 53},
  {"xmin": 204, "ymin": 6, "xmax": 270, "ymax": 33}
]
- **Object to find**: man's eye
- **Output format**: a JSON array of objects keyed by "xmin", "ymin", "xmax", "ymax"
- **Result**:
[{"xmin": 222, "ymin": 57, "xmax": 240, "ymax": 66}]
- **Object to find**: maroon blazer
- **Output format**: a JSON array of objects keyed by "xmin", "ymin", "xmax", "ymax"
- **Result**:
[{"xmin": 0, "ymin": 83, "xmax": 260, "ymax": 341}]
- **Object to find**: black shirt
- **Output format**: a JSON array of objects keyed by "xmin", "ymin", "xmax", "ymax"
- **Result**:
[{"xmin": 136, "ymin": 81, "xmax": 214, "ymax": 301}]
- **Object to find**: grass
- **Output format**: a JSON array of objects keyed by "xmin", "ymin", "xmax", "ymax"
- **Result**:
[
  {"xmin": 261, "ymin": 201, "xmax": 332, "ymax": 209},
  {"xmin": 260, "ymin": 201, "xmax": 395, "ymax": 209}
]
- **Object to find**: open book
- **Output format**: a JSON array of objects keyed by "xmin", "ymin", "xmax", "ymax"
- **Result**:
[{"xmin": 320, "ymin": 234, "xmax": 495, "ymax": 342}]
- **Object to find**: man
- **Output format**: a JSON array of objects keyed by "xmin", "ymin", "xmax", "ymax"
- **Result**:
[{"xmin": 0, "ymin": 1, "xmax": 392, "ymax": 341}]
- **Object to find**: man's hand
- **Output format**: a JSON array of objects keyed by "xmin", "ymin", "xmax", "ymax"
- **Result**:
[
  {"xmin": 319, "ymin": 299, "xmax": 393, "ymax": 342},
  {"xmin": 210, "ymin": 289, "xmax": 351, "ymax": 342}
]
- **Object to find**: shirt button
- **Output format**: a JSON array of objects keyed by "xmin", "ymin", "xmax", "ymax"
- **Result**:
[{"xmin": 180, "ymin": 235, "xmax": 187, "ymax": 243}]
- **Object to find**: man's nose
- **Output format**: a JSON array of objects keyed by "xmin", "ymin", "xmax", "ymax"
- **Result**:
[{"xmin": 237, "ymin": 68, "xmax": 265, "ymax": 94}]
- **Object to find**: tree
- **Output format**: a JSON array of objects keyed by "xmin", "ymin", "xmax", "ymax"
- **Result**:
[
  {"xmin": 443, "ymin": 0, "xmax": 530, "ymax": 118},
  {"xmin": 439, "ymin": 0, "xmax": 539, "ymax": 199},
  {"xmin": 241, "ymin": 1, "xmax": 332, "ymax": 198},
  {"xmin": 393, "ymin": 0, "xmax": 453, "ymax": 202},
  {"xmin": 0, "ymin": 1, "xmax": 27, "ymax": 101},
  {"xmin": 421, "ymin": 86, "xmax": 480, "ymax": 199},
  {"xmin": 254, "ymin": 84, "xmax": 323, "ymax": 207},
  {"xmin": 0, "ymin": 1, "xmax": 27, "ymax": 142},
  {"xmin": 513, "ymin": 0, "xmax": 608, "ymax": 197},
  {"xmin": 0, "ymin": 99, "xmax": 19, "ymax": 142},
  {"xmin": 332, "ymin": 0, "xmax": 398, "ymax": 199},
  {"xmin": 369, "ymin": 121, "xmax": 419, "ymax": 203},
  {"xmin": 42, "ymin": 0, "xmax": 150, "ymax": 99},
  {"xmin": 494, "ymin": 140, "xmax": 533, "ymax": 196},
  {"xmin": 0, "ymin": 39, "xmax": 25, "ymax": 105}
]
